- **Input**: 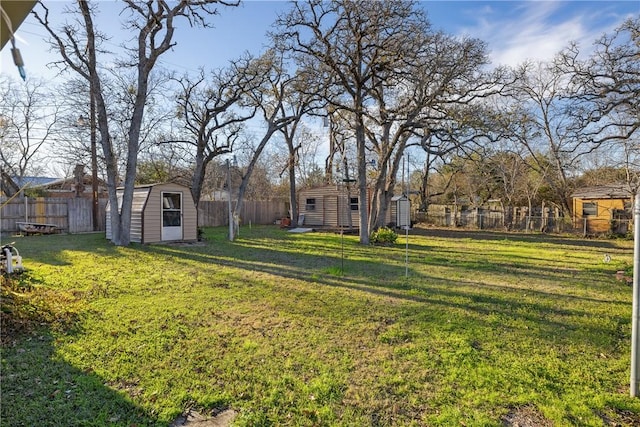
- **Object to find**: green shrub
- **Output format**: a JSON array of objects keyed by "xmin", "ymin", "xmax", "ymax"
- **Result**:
[{"xmin": 370, "ymin": 226, "xmax": 398, "ymax": 245}]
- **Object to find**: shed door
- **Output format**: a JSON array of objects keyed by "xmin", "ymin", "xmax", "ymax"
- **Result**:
[{"xmin": 162, "ymin": 192, "xmax": 183, "ymax": 241}]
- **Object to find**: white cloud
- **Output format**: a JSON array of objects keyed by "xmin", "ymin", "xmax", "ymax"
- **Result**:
[{"xmin": 454, "ymin": 1, "xmax": 633, "ymax": 67}]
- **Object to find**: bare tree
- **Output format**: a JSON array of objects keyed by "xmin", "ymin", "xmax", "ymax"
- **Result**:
[
  {"xmin": 275, "ymin": 0, "xmax": 503, "ymax": 240},
  {"xmin": 274, "ymin": 64, "xmax": 322, "ymax": 227},
  {"xmin": 229, "ymin": 50, "xmax": 302, "ymax": 239},
  {"xmin": 33, "ymin": 0, "xmax": 238, "ymax": 245},
  {"xmin": 560, "ymin": 17, "xmax": 640, "ymax": 194},
  {"xmin": 172, "ymin": 55, "xmax": 267, "ymax": 207},
  {"xmin": 0, "ymin": 75, "xmax": 61, "ymax": 181},
  {"xmin": 274, "ymin": 0, "xmax": 424, "ymax": 242},
  {"xmin": 497, "ymin": 61, "xmax": 588, "ymax": 213},
  {"xmin": 288, "ymin": 124, "xmax": 324, "ymax": 188}
]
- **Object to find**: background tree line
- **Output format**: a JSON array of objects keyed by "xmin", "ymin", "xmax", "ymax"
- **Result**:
[{"xmin": 0, "ymin": 0, "xmax": 637, "ymax": 245}]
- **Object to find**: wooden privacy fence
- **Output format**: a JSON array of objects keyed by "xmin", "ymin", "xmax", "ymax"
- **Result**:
[
  {"xmin": 1, "ymin": 197, "xmax": 287, "ymax": 235},
  {"xmin": 198, "ymin": 200, "xmax": 288, "ymax": 227},
  {"xmin": 1, "ymin": 197, "xmax": 108, "ymax": 234}
]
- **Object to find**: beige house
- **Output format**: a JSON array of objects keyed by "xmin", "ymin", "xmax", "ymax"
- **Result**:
[{"xmin": 106, "ymin": 183, "xmax": 198, "ymax": 243}]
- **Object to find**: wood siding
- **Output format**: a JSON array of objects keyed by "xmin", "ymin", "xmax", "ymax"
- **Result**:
[
  {"xmin": 106, "ymin": 184, "xmax": 199, "ymax": 244},
  {"xmin": 298, "ymin": 185, "xmax": 394, "ymax": 228},
  {"xmin": 197, "ymin": 200, "xmax": 288, "ymax": 227},
  {"xmin": 142, "ymin": 183, "xmax": 198, "ymax": 242},
  {"xmin": 298, "ymin": 186, "xmax": 345, "ymax": 226},
  {"xmin": 323, "ymin": 195, "xmax": 338, "ymax": 227},
  {"xmin": 1, "ymin": 196, "xmax": 107, "ymax": 234},
  {"xmin": 105, "ymin": 187, "xmax": 150, "ymax": 243},
  {"xmin": 141, "ymin": 186, "xmax": 162, "ymax": 242}
]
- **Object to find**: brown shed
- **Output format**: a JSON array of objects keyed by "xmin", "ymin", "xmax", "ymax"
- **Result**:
[{"xmin": 106, "ymin": 183, "xmax": 198, "ymax": 243}]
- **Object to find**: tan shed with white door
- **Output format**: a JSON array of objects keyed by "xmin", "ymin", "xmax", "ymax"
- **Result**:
[{"xmin": 106, "ymin": 183, "xmax": 198, "ymax": 243}]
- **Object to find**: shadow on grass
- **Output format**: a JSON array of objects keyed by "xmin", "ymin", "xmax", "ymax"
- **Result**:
[
  {"xmin": 411, "ymin": 226, "xmax": 628, "ymax": 249},
  {"xmin": 10, "ymin": 229, "xmax": 631, "ymax": 355},
  {"xmin": 5, "ymin": 228, "xmax": 636, "ymax": 424},
  {"xmin": 4, "ymin": 233, "xmax": 122, "ymax": 267},
  {"xmin": 146, "ymin": 231, "xmax": 629, "ymax": 354},
  {"xmin": 1, "ymin": 332, "xmax": 159, "ymax": 426},
  {"xmin": 1, "ymin": 272, "xmax": 159, "ymax": 426}
]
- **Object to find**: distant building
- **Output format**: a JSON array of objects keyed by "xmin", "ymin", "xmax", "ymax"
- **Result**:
[
  {"xmin": 571, "ymin": 184, "xmax": 633, "ymax": 234},
  {"xmin": 1, "ymin": 166, "xmax": 107, "ymax": 199}
]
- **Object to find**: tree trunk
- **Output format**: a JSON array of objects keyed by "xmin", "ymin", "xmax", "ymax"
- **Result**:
[
  {"xmin": 232, "ymin": 124, "xmax": 278, "ymax": 239},
  {"xmin": 288, "ymin": 167, "xmax": 298, "ymax": 227},
  {"xmin": 190, "ymin": 151, "xmax": 207, "ymax": 208},
  {"xmin": 355, "ymin": 108, "xmax": 369, "ymax": 244}
]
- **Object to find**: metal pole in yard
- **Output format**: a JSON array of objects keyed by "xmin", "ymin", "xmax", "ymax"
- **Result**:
[
  {"xmin": 405, "ymin": 226, "xmax": 409, "ymax": 278},
  {"xmin": 341, "ymin": 229, "xmax": 345, "ymax": 276},
  {"xmin": 631, "ymin": 193, "xmax": 640, "ymax": 397},
  {"xmin": 405, "ymin": 153, "xmax": 410, "ymax": 278},
  {"xmin": 227, "ymin": 159, "xmax": 233, "ymax": 241}
]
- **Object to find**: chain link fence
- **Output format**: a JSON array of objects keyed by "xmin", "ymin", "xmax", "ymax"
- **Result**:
[{"xmin": 414, "ymin": 210, "xmax": 633, "ymax": 237}]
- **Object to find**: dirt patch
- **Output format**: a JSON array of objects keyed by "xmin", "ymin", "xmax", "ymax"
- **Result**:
[
  {"xmin": 502, "ymin": 405, "xmax": 552, "ymax": 427},
  {"xmin": 600, "ymin": 406, "xmax": 640, "ymax": 426},
  {"xmin": 170, "ymin": 409, "xmax": 237, "ymax": 427}
]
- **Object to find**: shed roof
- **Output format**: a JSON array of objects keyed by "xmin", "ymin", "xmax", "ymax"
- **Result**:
[{"xmin": 571, "ymin": 184, "xmax": 633, "ymax": 199}]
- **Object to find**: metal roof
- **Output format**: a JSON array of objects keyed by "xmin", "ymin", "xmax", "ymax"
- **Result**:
[
  {"xmin": 571, "ymin": 184, "xmax": 633, "ymax": 199},
  {"xmin": 12, "ymin": 176, "xmax": 60, "ymax": 188}
]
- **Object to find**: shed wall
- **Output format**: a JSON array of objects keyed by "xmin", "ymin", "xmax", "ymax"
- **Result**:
[
  {"xmin": 106, "ymin": 184, "xmax": 197, "ymax": 243},
  {"xmin": 105, "ymin": 187, "xmax": 150, "ymax": 243},
  {"xmin": 143, "ymin": 183, "xmax": 198, "ymax": 243},
  {"xmin": 299, "ymin": 186, "xmax": 345, "ymax": 227},
  {"xmin": 299, "ymin": 185, "xmax": 391, "ymax": 228}
]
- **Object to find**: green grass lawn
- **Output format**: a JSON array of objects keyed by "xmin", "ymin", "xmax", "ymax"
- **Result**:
[{"xmin": 2, "ymin": 226, "xmax": 640, "ymax": 426}]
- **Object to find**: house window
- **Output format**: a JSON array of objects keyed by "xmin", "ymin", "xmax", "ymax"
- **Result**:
[
  {"xmin": 350, "ymin": 197, "xmax": 359, "ymax": 211},
  {"xmin": 305, "ymin": 198, "xmax": 316, "ymax": 211},
  {"xmin": 582, "ymin": 202, "xmax": 598, "ymax": 216}
]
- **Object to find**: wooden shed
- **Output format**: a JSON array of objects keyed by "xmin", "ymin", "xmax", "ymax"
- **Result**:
[
  {"xmin": 106, "ymin": 183, "xmax": 198, "ymax": 243},
  {"xmin": 297, "ymin": 185, "xmax": 399, "ymax": 228}
]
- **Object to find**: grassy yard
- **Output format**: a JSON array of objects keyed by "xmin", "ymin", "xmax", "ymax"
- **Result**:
[{"xmin": 2, "ymin": 225, "xmax": 640, "ymax": 426}]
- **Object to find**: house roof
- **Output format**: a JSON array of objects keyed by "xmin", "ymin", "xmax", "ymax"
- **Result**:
[
  {"xmin": 571, "ymin": 184, "xmax": 633, "ymax": 199},
  {"xmin": 12, "ymin": 176, "xmax": 60, "ymax": 188},
  {"xmin": 116, "ymin": 182, "xmax": 192, "ymax": 190}
]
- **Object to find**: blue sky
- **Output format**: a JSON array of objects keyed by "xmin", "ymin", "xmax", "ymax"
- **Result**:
[{"xmin": 1, "ymin": 0, "xmax": 638, "ymax": 81}]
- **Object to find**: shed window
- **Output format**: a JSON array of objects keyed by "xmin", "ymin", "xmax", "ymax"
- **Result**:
[
  {"xmin": 350, "ymin": 197, "xmax": 359, "ymax": 211},
  {"xmin": 162, "ymin": 193, "xmax": 182, "ymax": 226},
  {"xmin": 582, "ymin": 202, "xmax": 598, "ymax": 216},
  {"xmin": 305, "ymin": 198, "xmax": 316, "ymax": 211}
]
